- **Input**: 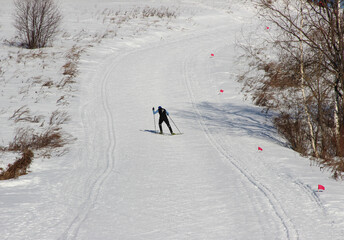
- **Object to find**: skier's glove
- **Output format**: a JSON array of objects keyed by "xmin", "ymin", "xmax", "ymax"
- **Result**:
[{"xmin": 152, "ymin": 107, "xmax": 155, "ymax": 111}]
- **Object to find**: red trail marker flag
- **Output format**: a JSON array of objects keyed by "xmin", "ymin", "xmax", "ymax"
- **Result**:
[
  {"xmin": 318, "ymin": 184, "xmax": 325, "ymax": 191},
  {"xmin": 258, "ymin": 147, "xmax": 263, "ymax": 151}
]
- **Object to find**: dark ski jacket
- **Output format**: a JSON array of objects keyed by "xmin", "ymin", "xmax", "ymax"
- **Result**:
[{"xmin": 153, "ymin": 108, "xmax": 169, "ymax": 119}]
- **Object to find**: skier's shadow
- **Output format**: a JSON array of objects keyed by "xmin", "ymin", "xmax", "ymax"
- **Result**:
[{"xmin": 141, "ymin": 129, "xmax": 158, "ymax": 134}]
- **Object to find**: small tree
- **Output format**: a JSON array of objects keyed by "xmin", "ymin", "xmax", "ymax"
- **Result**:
[{"xmin": 13, "ymin": 0, "xmax": 62, "ymax": 49}]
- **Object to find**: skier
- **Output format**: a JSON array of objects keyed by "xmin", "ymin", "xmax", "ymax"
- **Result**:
[{"xmin": 152, "ymin": 106, "xmax": 174, "ymax": 135}]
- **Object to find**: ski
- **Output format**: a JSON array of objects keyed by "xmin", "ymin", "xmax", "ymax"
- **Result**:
[
  {"xmin": 142, "ymin": 130, "xmax": 183, "ymax": 135},
  {"xmin": 156, "ymin": 132, "xmax": 183, "ymax": 136}
]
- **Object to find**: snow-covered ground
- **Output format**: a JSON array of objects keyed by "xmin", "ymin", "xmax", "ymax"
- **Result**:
[{"xmin": 1, "ymin": 0, "xmax": 344, "ymax": 239}]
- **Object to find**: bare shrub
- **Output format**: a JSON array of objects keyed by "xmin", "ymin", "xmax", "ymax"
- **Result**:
[
  {"xmin": 273, "ymin": 113, "xmax": 308, "ymax": 155},
  {"xmin": 13, "ymin": 0, "xmax": 62, "ymax": 49},
  {"xmin": 8, "ymin": 127, "xmax": 67, "ymax": 152},
  {"xmin": 0, "ymin": 149, "xmax": 33, "ymax": 180},
  {"xmin": 9, "ymin": 106, "xmax": 43, "ymax": 123},
  {"xmin": 330, "ymin": 160, "xmax": 344, "ymax": 180}
]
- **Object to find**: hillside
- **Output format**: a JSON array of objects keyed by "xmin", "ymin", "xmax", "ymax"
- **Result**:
[{"xmin": 1, "ymin": 0, "xmax": 343, "ymax": 239}]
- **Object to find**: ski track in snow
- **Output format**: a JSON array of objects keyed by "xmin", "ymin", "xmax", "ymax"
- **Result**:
[
  {"xmin": 182, "ymin": 33, "xmax": 296, "ymax": 240},
  {"xmin": 2, "ymin": 1, "xmax": 343, "ymax": 239},
  {"xmin": 58, "ymin": 22, "xmax": 219, "ymax": 238},
  {"xmin": 180, "ymin": 27, "xmax": 336, "ymax": 239},
  {"xmin": 60, "ymin": 32, "xmax": 209, "ymax": 240},
  {"xmin": 59, "ymin": 51, "xmax": 130, "ymax": 239},
  {"xmin": 59, "ymin": 32, "xmax": 199, "ymax": 238},
  {"xmin": 68, "ymin": 25, "xmax": 326, "ymax": 239},
  {"xmin": 61, "ymin": 14, "xmax": 336, "ymax": 240}
]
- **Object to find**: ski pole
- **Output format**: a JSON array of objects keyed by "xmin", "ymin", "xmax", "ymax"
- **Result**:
[
  {"xmin": 152, "ymin": 108, "xmax": 157, "ymax": 133},
  {"xmin": 168, "ymin": 115, "xmax": 182, "ymax": 134}
]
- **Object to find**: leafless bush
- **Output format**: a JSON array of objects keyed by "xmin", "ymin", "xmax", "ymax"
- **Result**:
[
  {"xmin": 273, "ymin": 113, "xmax": 308, "ymax": 155},
  {"xmin": 8, "ymin": 127, "xmax": 67, "ymax": 152},
  {"xmin": 328, "ymin": 158, "xmax": 344, "ymax": 180},
  {"xmin": 13, "ymin": 0, "xmax": 62, "ymax": 49}
]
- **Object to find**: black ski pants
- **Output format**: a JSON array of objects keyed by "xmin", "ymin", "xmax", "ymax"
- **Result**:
[{"xmin": 159, "ymin": 117, "xmax": 173, "ymax": 134}]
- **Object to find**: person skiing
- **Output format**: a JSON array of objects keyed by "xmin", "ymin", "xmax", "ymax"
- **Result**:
[{"xmin": 152, "ymin": 106, "xmax": 174, "ymax": 135}]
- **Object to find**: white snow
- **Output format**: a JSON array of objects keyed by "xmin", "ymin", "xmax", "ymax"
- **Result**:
[{"xmin": 0, "ymin": 0, "xmax": 344, "ymax": 239}]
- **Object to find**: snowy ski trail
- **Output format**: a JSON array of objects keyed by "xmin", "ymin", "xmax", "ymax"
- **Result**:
[
  {"xmin": 183, "ymin": 44, "xmax": 298, "ymax": 239},
  {"xmin": 1, "ymin": 1, "xmax": 344, "ymax": 240},
  {"xmin": 180, "ymin": 31, "xmax": 335, "ymax": 239},
  {"xmin": 64, "ymin": 21, "xmax": 333, "ymax": 239},
  {"xmin": 59, "ymin": 50, "xmax": 124, "ymax": 239}
]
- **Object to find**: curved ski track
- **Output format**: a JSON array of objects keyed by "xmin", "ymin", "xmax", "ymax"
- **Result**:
[
  {"xmin": 59, "ymin": 23, "xmax": 330, "ymax": 240},
  {"xmin": 181, "ymin": 50, "xmax": 296, "ymax": 240},
  {"xmin": 182, "ymin": 33, "xmax": 333, "ymax": 239},
  {"xmin": 58, "ymin": 51, "xmax": 126, "ymax": 240}
]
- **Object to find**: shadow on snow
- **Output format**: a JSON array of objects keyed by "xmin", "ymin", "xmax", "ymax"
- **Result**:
[{"xmin": 173, "ymin": 101, "xmax": 287, "ymax": 147}]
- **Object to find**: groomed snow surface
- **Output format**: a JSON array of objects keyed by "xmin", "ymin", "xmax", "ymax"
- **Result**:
[{"xmin": 1, "ymin": 0, "xmax": 344, "ymax": 239}]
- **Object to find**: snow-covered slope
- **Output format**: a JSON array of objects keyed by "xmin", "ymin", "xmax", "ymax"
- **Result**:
[{"xmin": 1, "ymin": 0, "xmax": 343, "ymax": 239}]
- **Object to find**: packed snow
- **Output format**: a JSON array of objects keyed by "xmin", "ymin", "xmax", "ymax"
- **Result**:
[{"xmin": 0, "ymin": 0, "xmax": 344, "ymax": 239}]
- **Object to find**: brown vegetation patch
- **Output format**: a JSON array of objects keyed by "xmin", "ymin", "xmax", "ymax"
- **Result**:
[
  {"xmin": 0, "ymin": 149, "xmax": 33, "ymax": 180},
  {"xmin": 8, "ymin": 127, "xmax": 67, "ymax": 152}
]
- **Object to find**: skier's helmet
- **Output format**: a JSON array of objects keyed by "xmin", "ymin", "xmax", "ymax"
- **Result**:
[{"xmin": 158, "ymin": 106, "xmax": 162, "ymax": 109}]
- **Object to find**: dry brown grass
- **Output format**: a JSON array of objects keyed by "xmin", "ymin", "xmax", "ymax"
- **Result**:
[
  {"xmin": 58, "ymin": 45, "xmax": 84, "ymax": 88},
  {"xmin": 49, "ymin": 110, "xmax": 70, "ymax": 126},
  {"xmin": 0, "ymin": 108, "xmax": 74, "ymax": 181},
  {"xmin": 9, "ymin": 106, "xmax": 43, "ymax": 123},
  {"xmin": 0, "ymin": 149, "xmax": 33, "ymax": 180},
  {"xmin": 8, "ymin": 127, "xmax": 66, "ymax": 152},
  {"xmin": 141, "ymin": 6, "xmax": 177, "ymax": 18},
  {"xmin": 62, "ymin": 61, "xmax": 78, "ymax": 77}
]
